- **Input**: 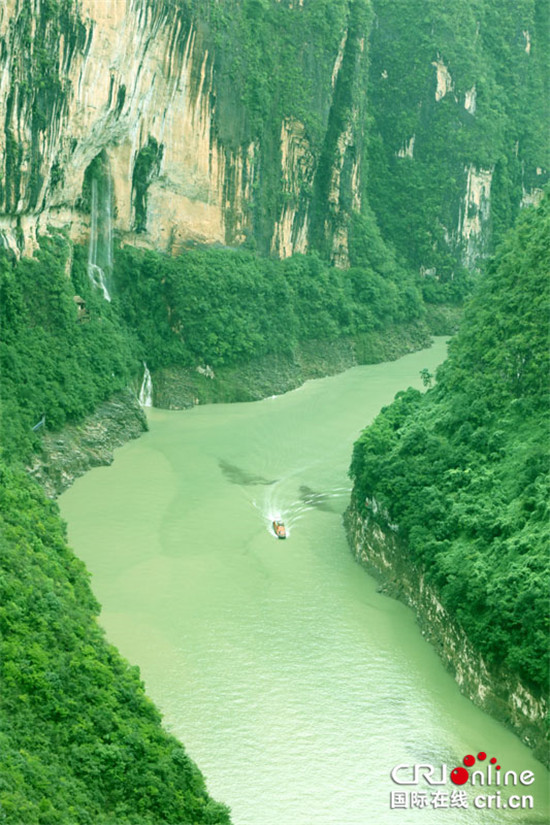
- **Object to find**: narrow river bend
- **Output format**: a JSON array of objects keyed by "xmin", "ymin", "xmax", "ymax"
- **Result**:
[{"xmin": 61, "ymin": 340, "xmax": 548, "ymax": 825}]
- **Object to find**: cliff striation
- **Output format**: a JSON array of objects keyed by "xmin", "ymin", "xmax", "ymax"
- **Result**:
[
  {"xmin": 1, "ymin": 0, "xmax": 546, "ymax": 274},
  {"xmin": 346, "ymin": 197, "xmax": 550, "ymax": 765},
  {"xmin": 345, "ymin": 503, "xmax": 549, "ymax": 765},
  {"xmin": 367, "ymin": 0, "xmax": 548, "ymax": 275},
  {"xmin": 0, "ymin": 0, "xmax": 368, "ymax": 263}
]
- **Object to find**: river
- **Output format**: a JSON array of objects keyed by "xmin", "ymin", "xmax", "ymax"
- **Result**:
[{"xmin": 60, "ymin": 340, "xmax": 549, "ymax": 825}]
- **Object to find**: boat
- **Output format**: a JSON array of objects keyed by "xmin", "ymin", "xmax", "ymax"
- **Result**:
[{"xmin": 272, "ymin": 520, "xmax": 286, "ymax": 539}]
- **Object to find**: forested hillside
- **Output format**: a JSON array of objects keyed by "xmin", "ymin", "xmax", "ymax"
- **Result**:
[
  {"xmin": 1, "ymin": 216, "xmax": 433, "ymax": 464},
  {"xmin": 0, "ymin": 464, "xmax": 231, "ymax": 823},
  {"xmin": 0, "ymin": 0, "xmax": 548, "ymax": 820},
  {"xmin": 349, "ymin": 194, "xmax": 550, "ymax": 697},
  {"xmin": 367, "ymin": 0, "xmax": 549, "ymax": 273},
  {"xmin": 0, "ymin": 237, "xmax": 139, "ymax": 463}
]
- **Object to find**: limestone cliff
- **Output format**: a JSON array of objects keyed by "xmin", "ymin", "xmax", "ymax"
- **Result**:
[
  {"xmin": 366, "ymin": 0, "xmax": 548, "ymax": 275},
  {"xmin": 345, "ymin": 503, "xmax": 549, "ymax": 766},
  {"xmin": 0, "ymin": 0, "xmax": 547, "ymax": 274},
  {"xmin": 0, "ymin": 0, "xmax": 367, "ymax": 263}
]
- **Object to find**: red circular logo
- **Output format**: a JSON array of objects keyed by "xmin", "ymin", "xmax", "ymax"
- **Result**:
[{"xmin": 450, "ymin": 767, "xmax": 469, "ymax": 785}]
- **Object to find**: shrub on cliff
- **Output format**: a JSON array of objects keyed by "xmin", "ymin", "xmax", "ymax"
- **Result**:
[
  {"xmin": 0, "ymin": 236, "xmax": 138, "ymax": 463},
  {"xmin": 349, "ymin": 194, "xmax": 550, "ymax": 694}
]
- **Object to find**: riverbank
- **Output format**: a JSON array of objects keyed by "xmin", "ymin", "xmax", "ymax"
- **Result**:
[
  {"xmin": 26, "ymin": 391, "xmax": 148, "ymax": 497},
  {"xmin": 344, "ymin": 502, "xmax": 549, "ymax": 767},
  {"xmin": 28, "ymin": 324, "xmax": 430, "ymax": 496},
  {"xmin": 150, "ymin": 323, "xmax": 431, "ymax": 408}
]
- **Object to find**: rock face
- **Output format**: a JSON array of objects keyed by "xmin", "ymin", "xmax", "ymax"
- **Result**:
[
  {"xmin": 151, "ymin": 325, "xmax": 431, "ymax": 409},
  {"xmin": 26, "ymin": 390, "xmax": 148, "ymax": 497},
  {"xmin": 459, "ymin": 164, "xmax": 494, "ymax": 267},
  {"xmin": 2, "ymin": 0, "xmax": 545, "ymax": 274},
  {"xmin": 366, "ymin": 0, "xmax": 548, "ymax": 274},
  {"xmin": 0, "ymin": 0, "xmax": 367, "ymax": 263},
  {"xmin": 345, "ymin": 503, "xmax": 549, "ymax": 766},
  {"xmin": 0, "ymin": 0, "xmax": 246, "ymax": 253},
  {"xmin": 270, "ymin": 118, "xmax": 314, "ymax": 259},
  {"xmin": 24, "ymin": 324, "xmax": 430, "ymax": 495},
  {"xmin": 153, "ymin": 340, "xmax": 358, "ymax": 409}
]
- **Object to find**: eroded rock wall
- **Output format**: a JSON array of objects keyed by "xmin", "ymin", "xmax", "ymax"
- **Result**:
[
  {"xmin": 1, "ymin": 1, "xmax": 235, "ymax": 252},
  {"xmin": 26, "ymin": 390, "xmax": 147, "ymax": 497},
  {"xmin": 367, "ymin": 0, "xmax": 549, "ymax": 275},
  {"xmin": 0, "ymin": 0, "xmax": 366, "ymax": 262},
  {"xmin": 345, "ymin": 502, "xmax": 549, "ymax": 765}
]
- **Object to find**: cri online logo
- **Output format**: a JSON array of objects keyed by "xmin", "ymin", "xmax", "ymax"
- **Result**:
[
  {"xmin": 391, "ymin": 750, "xmax": 535, "ymax": 788},
  {"xmin": 451, "ymin": 752, "xmax": 500, "ymax": 785}
]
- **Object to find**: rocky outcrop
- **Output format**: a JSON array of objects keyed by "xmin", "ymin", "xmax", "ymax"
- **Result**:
[
  {"xmin": 1, "ymin": 0, "xmax": 547, "ymax": 276},
  {"xmin": 23, "ymin": 322, "xmax": 431, "ymax": 495},
  {"xmin": 26, "ymin": 390, "xmax": 147, "ymax": 497},
  {"xmin": 0, "ymin": 1, "xmax": 244, "ymax": 253},
  {"xmin": 344, "ymin": 502, "xmax": 549, "ymax": 766},
  {"xmin": 270, "ymin": 118, "xmax": 314, "ymax": 259},
  {"xmin": 152, "ymin": 325, "xmax": 430, "ymax": 409},
  {"xmin": 459, "ymin": 164, "xmax": 493, "ymax": 268},
  {"xmin": 431, "ymin": 56, "xmax": 454, "ymax": 102},
  {"xmin": 0, "ymin": 0, "xmax": 366, "ymax": 262},
  {"xmin": 367, "ymin": 0, "xmax": 548, "ymax": 277}
]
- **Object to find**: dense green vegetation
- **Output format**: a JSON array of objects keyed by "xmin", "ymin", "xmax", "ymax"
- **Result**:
[
  {"xmin": 0, "ymin": 464, "xmax": 230, "ymax": 824},
  {"xmin": 114, "ymin": 240, "xmax": 425, "ymax": 372},
  {"xmin": 367, "ymin": 0, "xmax": 549, "ymax": 275},
  {"xmin": 185, "ymin": 0, "xmax": 547, "ymax": 266},
  {"xmin": 1, "ymin": 1, "xmax": 548, "ymax": 819},
  {"xmin": 349, "ymin": 194, "xmax": 550, "ymax": 694},
  {"xmin": 0, "ymin": 235, "xmax": 139, "ymax": 463},
  {"xmin": 0, "ymin": 224, "xmax": 430, "ymax": 465},
  {"xmin": 0, "ymin": 226, "xmax": 428, "ymax": 822}
]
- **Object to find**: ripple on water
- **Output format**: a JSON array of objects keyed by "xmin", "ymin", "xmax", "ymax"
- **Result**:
[{"xmin": 60, "ymin": 342, "xmax": 549, "ymax": 825}]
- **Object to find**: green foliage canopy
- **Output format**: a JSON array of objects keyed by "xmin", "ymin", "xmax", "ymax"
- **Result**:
[
  {"xmin": 349, "ymin": 195, "xmax": 550, "ymax": 693},
  {"xmin": 0, "ymin": 464, "xmax": 231, "ymax": 824},
  {"xmin": 0, "ymin": 235, "xmax": 139, "ymax": 463},
  {"xmin": 113, "ymin": 243, "xmax": 425, "ymax": 372}
]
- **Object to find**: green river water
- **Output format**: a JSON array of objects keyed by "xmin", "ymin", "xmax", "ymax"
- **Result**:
[{"xmin": 60, "ymin": 340, "xmax": 549, "ymax": 825}]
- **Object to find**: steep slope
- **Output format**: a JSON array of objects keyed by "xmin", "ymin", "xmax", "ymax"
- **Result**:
[
  {"xmin": 0, "ymin": 0, "xmax": 368, "ymax": 263},
  {"xmin": 366, "ymin": 0, "xmax": 549, "ymax": 276},
  {"xmin": 346, "ymin": 194, "xmax": 550, "ymax": 760},
  {"xmin": 0, "ymin": 0, "xmax": 546, "ymax": 272},
  {"xmin": 0, "ymin": 465, "xmax": 231, "ymax": 823}
]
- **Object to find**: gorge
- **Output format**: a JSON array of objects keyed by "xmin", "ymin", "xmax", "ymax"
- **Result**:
[
  {"xmin": 0, "ymin": 1, "xmax": 548, "ymax": 823},
  {"xmin": 59, "ymin": 343, "xmax": 549, "ymax": 825}
]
